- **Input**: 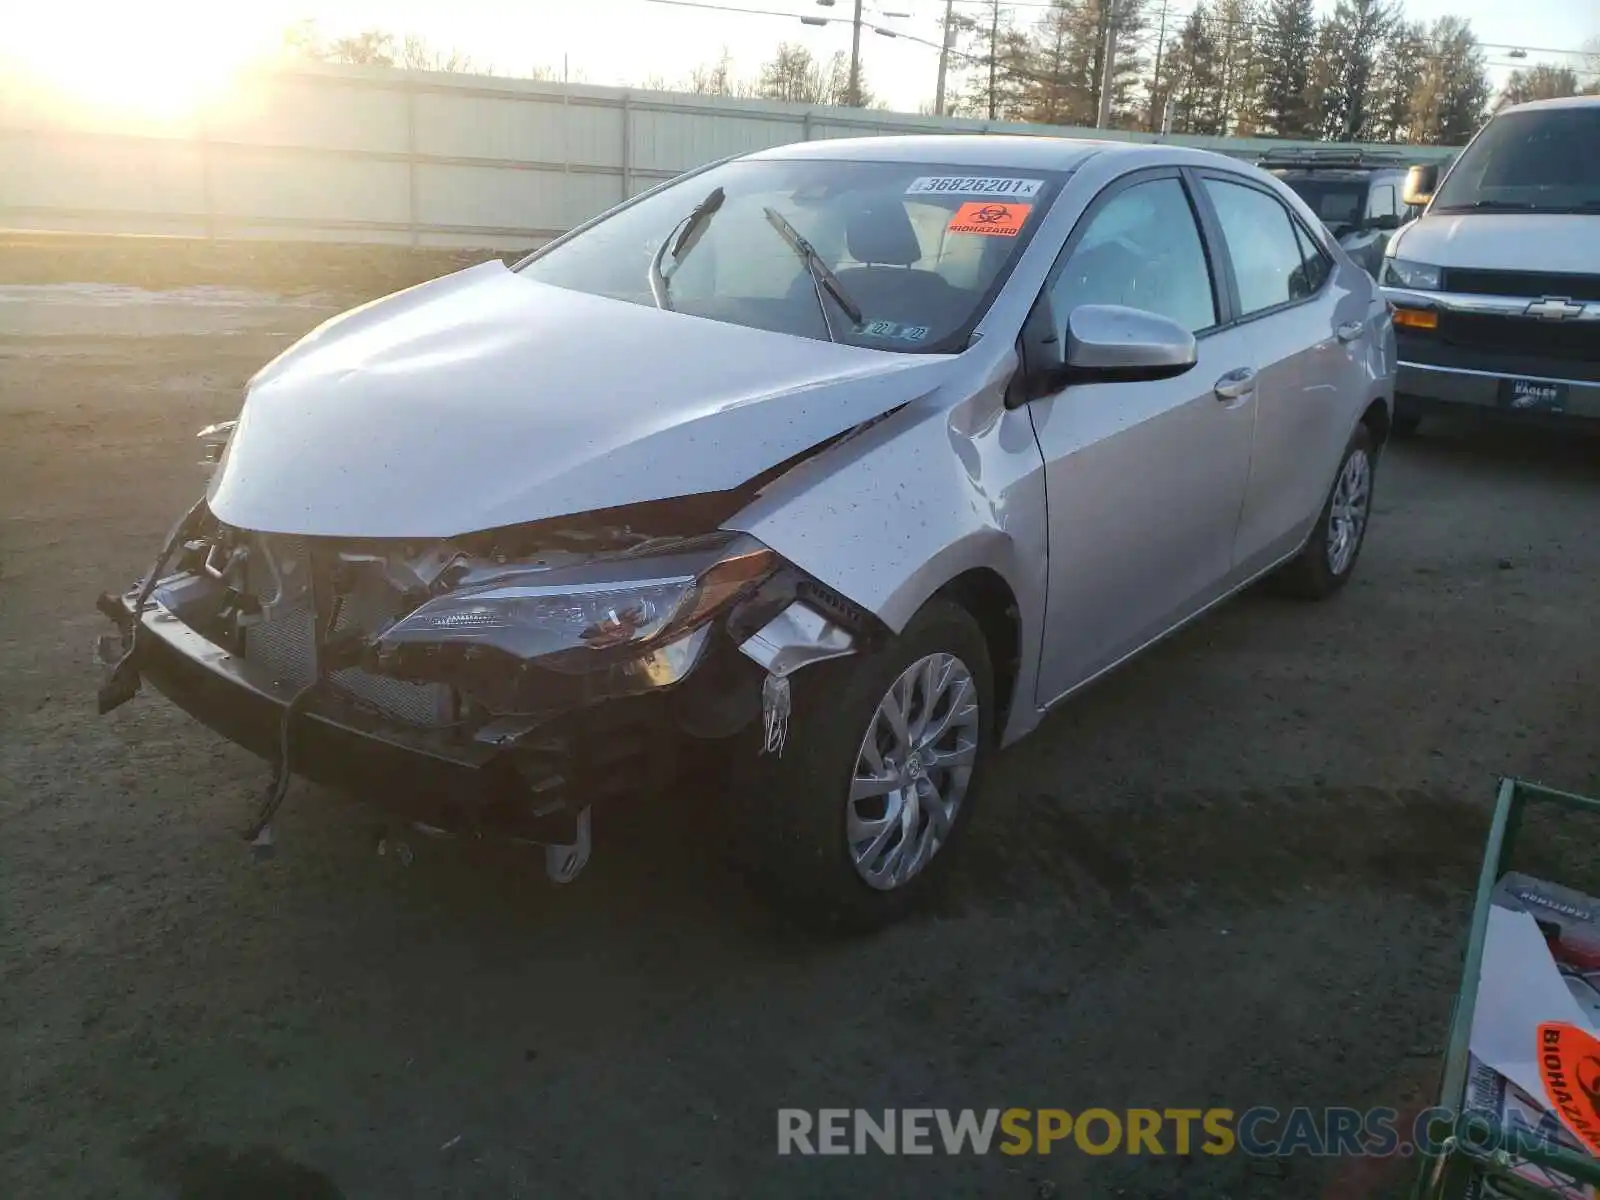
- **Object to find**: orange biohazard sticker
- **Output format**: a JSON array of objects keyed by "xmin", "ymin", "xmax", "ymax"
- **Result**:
[
  {"xmin": 947, "ymin": 201, "xmax": 1032, "ymax": 237},
  {"xmin": 1537, "ymin": 1022, "xmax": 1600, "ymax": 1157}
]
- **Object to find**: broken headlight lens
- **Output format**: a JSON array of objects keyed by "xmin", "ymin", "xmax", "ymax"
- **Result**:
[{"xmin": 377, "ymin": 534, "xmax": 778, "ymax": 680}]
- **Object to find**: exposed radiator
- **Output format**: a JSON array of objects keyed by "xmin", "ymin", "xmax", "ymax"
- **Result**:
[{"xmin": 241, "ymin": 537, "xmax": 455, "ymax": 729}]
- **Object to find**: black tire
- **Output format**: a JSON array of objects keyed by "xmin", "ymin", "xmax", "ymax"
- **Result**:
[
  {"xmin": 732, "ymin": 598, "xmax": 995, "ymax": 933},
  {"xmin": 1391, "ymin": 412, "xmax": 1422, "ymax": 439},
  {"xmin": 1271, "ymin": 422, "xmax": 1377, "ymax": 601}
]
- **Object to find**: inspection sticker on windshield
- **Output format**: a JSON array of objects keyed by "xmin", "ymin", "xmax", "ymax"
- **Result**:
[
  {"xmin": 947, "ymin": 201, "xmax": 1033, "ymax": 237},
  {"xmin": 859, "ymin": 320, "xmax": 930, "ymax": 342},
  {"xmin": 907, "ymin": 176, "xmax": 1043, "ymax": 198}
]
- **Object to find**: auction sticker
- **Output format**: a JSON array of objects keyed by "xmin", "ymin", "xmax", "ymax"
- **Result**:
[
  {"xmin": 907, "ymin": 176, "xmax": 1044, "ymax": 198},
  {"xmin": 947, "ymin": 201, "xmax": 1033, "ymax": 237}
]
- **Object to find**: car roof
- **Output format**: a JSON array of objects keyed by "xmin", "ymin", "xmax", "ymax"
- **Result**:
[
  {"xmin": 1498, "ymin": 93, "xmax": 1600, "ymax": 115},
  {"xmin": 748, "ymin": 133, "xmax": 1239, "ymax": 174}
]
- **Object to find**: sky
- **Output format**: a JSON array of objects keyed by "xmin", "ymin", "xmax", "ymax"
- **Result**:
[{"xmin": 4, "ymin": 0, "xmax": 1597, "ymax": 119}]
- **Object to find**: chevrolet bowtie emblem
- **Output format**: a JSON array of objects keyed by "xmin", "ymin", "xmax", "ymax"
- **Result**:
[{"xmin": 1525, "ymin": 296, "xmax": 1585, "ymax": 321}]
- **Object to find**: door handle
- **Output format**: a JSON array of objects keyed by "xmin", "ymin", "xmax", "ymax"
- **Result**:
[
  {"xmin": 1214, "ymin": 367, "xmax": 1257, "ymax": 402},
  {"xmin": 1336, "ymin": 321, "xmax": 1365, "ymax": 343}
]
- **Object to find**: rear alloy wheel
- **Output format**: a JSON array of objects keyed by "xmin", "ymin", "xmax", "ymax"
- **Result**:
[
  {"xmin": 736, "ymin": 599, "xmax": 994, "ymax": 931},
  {"xmin": 1272, "ymin": 423, "xmax": 1376, "ymax": 600}
]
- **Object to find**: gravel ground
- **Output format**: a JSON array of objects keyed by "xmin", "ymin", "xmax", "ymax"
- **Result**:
[{"xmin": 2, "ymin": 280, "xmax": 1597, "ymax": 1200}]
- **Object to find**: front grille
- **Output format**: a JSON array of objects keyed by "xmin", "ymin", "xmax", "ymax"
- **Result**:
[
  {"xmin": 1442, "ymin": 269, "xmax": 1600, "ymax": 302},
  {"xmin": 1397, "ymin": 328, "xmax": 1600, "ymax": 384},
  {"xmin": 240, "ymin": 536, "xmax": 455, "ymax": 729},
  {"xmin": 1437, "ymin": 312, "xmax": 1599, "ymax": 367}
]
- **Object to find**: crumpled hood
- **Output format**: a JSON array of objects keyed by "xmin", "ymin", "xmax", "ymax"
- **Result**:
[
  {"xmin": 1391, "ymin": 212, "xmax": 1594, "ymax": 276},
  {"xmin": 208, "ymin": 261, "xmax": 956, "ymax": 538}
]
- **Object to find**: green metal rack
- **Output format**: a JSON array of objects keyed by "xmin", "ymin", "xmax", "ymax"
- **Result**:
[{"xmin": 1415, "ymin": 778, "xmax": 1600, "ymax": 1200}]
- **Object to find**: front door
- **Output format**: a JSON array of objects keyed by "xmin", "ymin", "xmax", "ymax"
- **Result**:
[{"xmin": 1025, "ymin": 171, "xmax": 1257, "ymax": 704}]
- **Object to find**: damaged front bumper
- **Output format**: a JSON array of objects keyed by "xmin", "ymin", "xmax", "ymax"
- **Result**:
[{"xmin": 94, "ymin": 509, "xmax": 879, "ymax": 874}]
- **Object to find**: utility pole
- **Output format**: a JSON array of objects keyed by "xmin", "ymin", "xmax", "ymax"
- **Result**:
[
  {"xmin": 848, "ymin": 0, "xmax": 864, "ymax": 107},
  {"xmin": 1095, "ymin": 0, "xmax": 1118, "ymax": 129},
  {"xmin": 934, "ymin": 0, "xmax": 955, "ymax": 117},
  {"xmin": 987, "ymin": 0, "xmax": 1000, "ymax": 120},
  {"xmin": 1148, "ymin": 0, "xmax": 1170, "ymax": 133}
]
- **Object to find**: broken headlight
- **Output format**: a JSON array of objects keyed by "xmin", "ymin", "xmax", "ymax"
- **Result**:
[{"xmin": 375, "ymin": 533, "xmax": 778, "ymax": 689}]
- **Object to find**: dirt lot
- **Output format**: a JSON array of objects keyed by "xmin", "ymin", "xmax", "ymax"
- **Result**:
[{"xmin": 2, "ymin": 264, "xmax": 1598, "ymax": 1200}]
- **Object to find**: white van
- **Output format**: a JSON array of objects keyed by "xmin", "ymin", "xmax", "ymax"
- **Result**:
[{"xmin": 1380, "ymin": 95, "xmax": 1598, "ymax": 435}]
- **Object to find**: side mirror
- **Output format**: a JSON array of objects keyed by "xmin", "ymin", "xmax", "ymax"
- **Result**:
[
  {"xmin": 1369, "ymin": 212, "xmax": 1401, "ymax": 232},
  {"xmin": 1061, "ymin": 305, "xmax": 1198, "ymax": 384},
  {"xmin": 1402, "ymin": 164, "xmax": 1439, "ymax": 208}
]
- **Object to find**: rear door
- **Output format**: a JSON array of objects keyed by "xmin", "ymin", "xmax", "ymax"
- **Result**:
[
  {"xmin": 1025, "ymin": 169, "xmax": 1258, "ymax": 704},
  {"xmin": 1195, "ymin": 172, "xmax": 1369, "ymax": 574}
]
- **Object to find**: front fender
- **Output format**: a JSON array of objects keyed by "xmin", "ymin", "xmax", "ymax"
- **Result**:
[{"xmin": 725, "ymin": 359, "xmax": 1050, "ymax": 745}]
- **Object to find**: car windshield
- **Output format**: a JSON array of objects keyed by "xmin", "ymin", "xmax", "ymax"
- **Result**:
[
  {"xmin": 517, "ymin": 157, "xmax": 1064, "ymax": 353},
  {"xmin": 1432, "ymin": 106, "xmax": 1600, "ymax": 214},
  {"xmin": 1281, "ymin": 179, "xmax": 1367, "ymax": 231}
]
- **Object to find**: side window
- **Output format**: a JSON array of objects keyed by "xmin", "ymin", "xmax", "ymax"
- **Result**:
[
  {"xmin": 1049, "ymin": 177, "xmax": 1217, "ymax": 334},
  {"xmin": 1366, "ymin": 184, "xmax": 1397, "ymax": 221},
  {"xmin": 1202, "ymin": 178, "xmax": 1313, "ymax": 316},
  {"xmin": 1292, "ymin": 221, "xmax": 1333, "ymax": 294}
]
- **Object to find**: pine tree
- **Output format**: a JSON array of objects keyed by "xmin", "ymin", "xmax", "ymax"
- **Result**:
[
  {"xmin": 1367, "ymin": 20, "xmax": 1427, "ymax": 141},
  {"xmin": 1318, "ymin": 0, "xmax": 1394, "ymax": 142},
  {"xmin": 1257, "ymin": 0, "xmax": 1317, "ymax": 136},
  {"xmin": 1171, "ymin": 3, "xmax": 1224, "ymax": 134},
  {"xmin": 1407, "ymin": 17, "xmax": 1490, "ymax": 144},
  {"xmin": 1022, "ymin": 1, "xmax": 1097, "ymax": 125},
  {"xmin": 1211, "ymin": 0, "xmax": 1263, "ymax": 134}
]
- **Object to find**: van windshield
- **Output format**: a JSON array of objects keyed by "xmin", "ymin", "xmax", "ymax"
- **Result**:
[
  {"xmin": 517, "ymin": 158, "xmax": 1063, "ymax": 353},
  {"xmin": 1432, "ymin": 106, "xmax": 1600, "ymax": 215}
]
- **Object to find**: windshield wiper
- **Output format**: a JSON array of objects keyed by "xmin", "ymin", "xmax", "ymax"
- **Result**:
[
  {"xmin": 648, "ymin": 186, "xmax": 725, "ymax": 311},
  {"xmin": 761, "ymin": 207, "xmax": 864, "ymax": 342},
  {"xmin": 1437, "ymin": 199, "xmax": 1540, "ymax": 212}
]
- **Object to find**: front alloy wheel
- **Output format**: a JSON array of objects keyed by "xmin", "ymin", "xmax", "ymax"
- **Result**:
[
  {"xmin": 735, "ymin": 598, "xmax": 994, "ymax": 931},
  {"xmin": 848, "ymin": 652, "xmax": 980, "ymax": 890}
]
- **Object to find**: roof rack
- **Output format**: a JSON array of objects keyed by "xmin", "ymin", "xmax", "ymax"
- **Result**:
[{"xmin": 1256, "ymin": 147, "xmax": 1410, "ymax": 170}]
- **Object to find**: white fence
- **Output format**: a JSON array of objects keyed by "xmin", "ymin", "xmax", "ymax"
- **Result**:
[{"xmin": 0, "ymin": 62, "xmax": 1461, "ymax": 250}]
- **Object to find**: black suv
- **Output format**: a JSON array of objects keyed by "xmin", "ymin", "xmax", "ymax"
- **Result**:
[{"xmin": 1257, "ymin": 149, "xmax": 1422, "ymax": 278}]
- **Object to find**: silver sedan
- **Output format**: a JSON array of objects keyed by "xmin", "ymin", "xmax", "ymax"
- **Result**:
[{"xmin": 97, "ymin": 134, "xmax": 1396, "ymax": 930}]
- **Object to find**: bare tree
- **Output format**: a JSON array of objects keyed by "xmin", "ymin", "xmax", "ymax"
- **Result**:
[
  {"xmin": 399, "ymin": 35, "xmax": 476, "ymax": 74},
  {"xmin": 755, "ymin": 43, "xmax": 867, "ymax": 107},
  {"xmin": 325, "ymin": 30, "xmax": 397, "ymax": 67},
  {"xmin": 688, "ymin": 48, "xmax": 740, "ymax": 96},
  {"xmin": 1498, "ymin": 64, "xmax": 1580, "ymax": 108}
]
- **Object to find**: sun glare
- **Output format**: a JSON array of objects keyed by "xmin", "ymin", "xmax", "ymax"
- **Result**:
[{"xmin": 6, "ymin": 6, "xmax": 272, "ymax": 123}]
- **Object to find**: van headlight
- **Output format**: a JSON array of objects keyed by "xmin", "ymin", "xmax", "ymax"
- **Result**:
[
  {"xmin": 1382, "ymin": 258, "xmax": 1441, "ymax": 291},
  {"xmin": 377, "ymin": 534, "xmax": 778, "ymax": 689}
]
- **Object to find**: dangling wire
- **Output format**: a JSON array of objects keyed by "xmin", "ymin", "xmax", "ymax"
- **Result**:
[
  {"xmin": 241, "ymin": 681, "xmax": 319, "ymax": 847},
  {"xmin": 98, "ymin": 497, "xmax": 207, "ymax": 713}
]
